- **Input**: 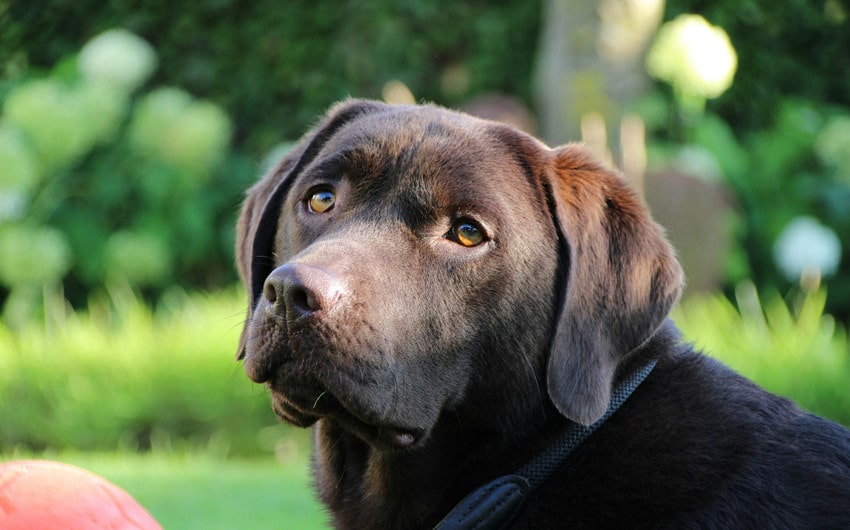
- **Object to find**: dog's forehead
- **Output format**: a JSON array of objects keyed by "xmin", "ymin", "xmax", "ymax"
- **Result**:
[
  {"xmin": 323, "ymin": 107, "xmax": 494, "ymax": 166},
  {"xmin": 307, "ymin": 106, "xmax": 538, "ymax": 206}
]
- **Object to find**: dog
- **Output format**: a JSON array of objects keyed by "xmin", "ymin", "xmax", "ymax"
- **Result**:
[{"xmin": 236, "ymin": 99, "xmax": 850, "ymax": 529}]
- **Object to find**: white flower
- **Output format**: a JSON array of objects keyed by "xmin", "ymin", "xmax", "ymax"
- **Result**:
[
  {"xmin": 128, "ymin": 87, "xmax": 232, "ymax": 177},
  {"xmin": 4, "ymin": 80, "xmax": 91, "ymax": 169},
  {"xmin": 0, "ymin": 125, "xmax": 40, "ymax": 192},
  {"xmin": 79, "ymin": 29, "xmax": 157, "ymax": 92},
  {"xmin": 0, "ymin": 126, "xmax": 38, "ymax": 222},
  {"xmin": 647, "ymin": 14, "xmax": 738, "ymax": 101},
  {"xmin": 0, "ymin": 225, "xmax": 72, "ymax": 286},
  {"xmin": 128, "ymin": 87, "xmax": 193, "ymax": 157},
  {"xmin": 104, "ymin": 230, "xmax": 172, "ymax": 287},
  {"xmin": 773, "ymin": 216, "xmax": 842, "ymax": 281},
  {"xmin": 815, "ymin": 115, "xmax": 850, "ymax": 182},
  {"xmin": 3, "ymin": 79, "xmax": 128, "ymax": 171},
  {"xmin": 162, "ymin": 100, "xmax": 232, "ymax": 175}
]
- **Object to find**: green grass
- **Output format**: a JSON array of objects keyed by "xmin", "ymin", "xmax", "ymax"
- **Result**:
[
  {"xmin": 674, "ymin": 282, "xmax": 850, "ymax": 425},
  {"xmin": 1, "ymin": 451, "xmax": 329, "ymax": 530},
  {"xmin": 0, "ymin": 282, "xmax": 281, "ymax": 454},
  {"xmin": 2, "ymin": 281, "xmax": 848, "ymax": 452},
  {"xmin": 1, "ymin": 284, "xmax": 331, "ymax": 527},
  {"xmin": 1, "ymin": 281, "xmax": 848, "ymax": 529}
]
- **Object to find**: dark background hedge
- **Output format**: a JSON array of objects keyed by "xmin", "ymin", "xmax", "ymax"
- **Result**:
[{"xmin": 3, "ymin": 0, "xmax": 849, "ymax": 316}]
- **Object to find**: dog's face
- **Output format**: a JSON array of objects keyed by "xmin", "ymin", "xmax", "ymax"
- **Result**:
[{"xmin": 236, "ymin": 100, "xmax": 682, "ymax": 451}]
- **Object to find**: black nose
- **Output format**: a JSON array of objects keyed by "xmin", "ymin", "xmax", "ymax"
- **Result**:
[{"xmin": 263, "ymin": 263, "xmax": 345, "ymax": 321}]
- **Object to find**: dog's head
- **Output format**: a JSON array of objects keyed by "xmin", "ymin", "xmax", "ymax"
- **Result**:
[{"xmin": 236, "ymin": 99, "xmax": 682, "ymax": 449}]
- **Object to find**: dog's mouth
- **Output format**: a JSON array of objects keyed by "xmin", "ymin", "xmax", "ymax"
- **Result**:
[{"xmin": 268, "ymin": 381, "xmax": 427, "ymax": 450}]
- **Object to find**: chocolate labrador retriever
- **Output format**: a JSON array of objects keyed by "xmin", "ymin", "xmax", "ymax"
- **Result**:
[{"xmin": 236, "ymin": 99, "xmax": 850, "ymax": 529}]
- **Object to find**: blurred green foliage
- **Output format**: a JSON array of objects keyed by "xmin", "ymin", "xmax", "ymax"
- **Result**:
[
  {"xmin": 0, "ymin": 30, "xmax": 257, "ymax": 325},
  {"xmin": 2, "ymin": 0, "xmax": 542, "ymax": 155},
  {"xmin": 0, "ymin": 285, "xmax": 283, "ymax": 455},
  {"xmin": 1, "ymin": 2, "xmax": 542, "ymax": 324},
  {"xmin": 643, "ymin": 1, "xmax": 850, "ymax": 319},
  {"xmin": 664, "ymin": 0, "xmax": 850, "ymax": 132},
  {"xmin": 641, "ymin": 99, "xmax": 850, "ymax": 310},
  {"xmin": 1, "ymin": 285, "xmax": 847, "ymax": 457},
  {"xmin": 674, "ymin": 283, "xmax": 850, "ymax": 426},
  {"xmin": 4, "ymin": 3, "xmax": 848, "ymax": 315}
]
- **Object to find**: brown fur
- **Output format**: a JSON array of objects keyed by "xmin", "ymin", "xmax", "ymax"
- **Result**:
[{"xmin": 236, "ymin": 100, "xmax": 850, "ymax": 529}]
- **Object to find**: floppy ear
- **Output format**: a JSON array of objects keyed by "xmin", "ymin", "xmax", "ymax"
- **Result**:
[
  {"xmin": 235, "ymin": 99, "xmax": 389, "ymax": 359},
  {"xmin": 545, "ymin": 144, "xmax": 683, "ymax": 425}
]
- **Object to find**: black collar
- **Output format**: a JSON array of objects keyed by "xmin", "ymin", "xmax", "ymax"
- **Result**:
[{"xmin": 434, "ymin": 359, "xmax": 657, "ymax": 530}]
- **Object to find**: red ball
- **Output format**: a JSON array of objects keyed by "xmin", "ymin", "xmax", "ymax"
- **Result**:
[{"xmin": 0, "ymin": 460, "xmax": 162, "ymax": 530}]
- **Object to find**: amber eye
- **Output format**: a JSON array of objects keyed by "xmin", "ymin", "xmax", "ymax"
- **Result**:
[
  {"xmin": 451, "ymin": 220, "xmax": 485, "ymax": 247},
  {"xmin": 307, "ymin": 190, "xmax": 335, "ymax": 213}
]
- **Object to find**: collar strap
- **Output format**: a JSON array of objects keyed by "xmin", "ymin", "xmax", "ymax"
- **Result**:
[{"xmin": 434, "ymin": 359, "xmax": 657, "ymax": 530}]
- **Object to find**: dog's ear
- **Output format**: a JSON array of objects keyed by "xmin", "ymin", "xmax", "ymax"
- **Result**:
[
  {"xmin": 235, "ymin": 99, "xmax": 389, "ymax": 359},
  {"xmin": 544, "ymin": 144, "xmax": 683, "ymax": 425}
]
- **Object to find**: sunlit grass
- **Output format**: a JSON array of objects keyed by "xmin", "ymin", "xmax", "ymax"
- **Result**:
[
  {"xmin": 1, "ymin": 281, "xmax": 848, "ymax": 529},
  {"xmin": 1, "ymin": 284, "xmax": 327, "ymax": 526},
  {"xmin": 2, "ymin": 281, "xmax": 848, "ymax": 456},
  {"xmin": 1, "ymin": 450, "xmax": 329, "ymax": 530},
  {"xmin": 0, "ymin": 282, "xmax": 281, "ymax": 454},
  {"xmin": 674, "ymin": 282, "xmax": 850, "ymax": 425}
]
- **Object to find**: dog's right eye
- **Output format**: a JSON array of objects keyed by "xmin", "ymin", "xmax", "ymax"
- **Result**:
[
  {"xmin": 449, "ymin": 220, "xmax": 486, "ymax": 247},
  {"xmin": 307, "ymin": 190, "xmax": 335, "ymax": 213}
]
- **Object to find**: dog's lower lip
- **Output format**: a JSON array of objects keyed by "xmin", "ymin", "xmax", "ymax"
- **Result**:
[
  {"xmin": 384, "ymin": 428, "xmax": 421, "ymax": 448},
  {"xmin": 269, "ymin": 383, "xmax": 425, "ymax": 449}
]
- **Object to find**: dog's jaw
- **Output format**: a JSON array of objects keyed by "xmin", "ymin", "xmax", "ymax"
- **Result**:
[
  {"xmin": 268, "ymin": 379, "xmax": 429, "ymax": 451},
  {"xmin": 254, "ymin": 323, "xmax": 453, "ymax": 453},
  {"xmin": 313, "ymin": 416, "xmax": 465, "ymax": 529},
  {"xmin": 310, "ymin": 373, "xmax": 568, "ymax": 530}
]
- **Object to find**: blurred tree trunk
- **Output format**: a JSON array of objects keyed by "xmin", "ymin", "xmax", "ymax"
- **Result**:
[{"xmin": 534, "ymin": 0, "xmax": 664, "ymax": 154}]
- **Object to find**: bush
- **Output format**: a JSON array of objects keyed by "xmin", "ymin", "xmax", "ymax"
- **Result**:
[
  {"xmin": 0, "ymin": 285, "xmax": 286, "ymax": 456},
  {"xmin": 0, "ymin": 30, "xmax": 257, "ymax": 324},
  {"xmin": 663, "ymin": 0, "xmax": 850, "ymax": 132},
  {"xmin": 2, "ymin": 1, "xmax": 542, "ymax": 155},
  {"xmin": 674, "ymin": 283, "xmax": 850, "ymax": 426},
  {"xmin": 1, "ymin": 6, "xmax": 543, "ymax": 324},
  {"xmin": 640, "ymin": 98, "xmax": 850, "ymax": 321},
  {"xmin": 2, "ymin": 284, "xmax": 847, "ymax": 457},
  {"xmin": 640, "ymin": 3, "xmax": 850, "ymax": 322}
]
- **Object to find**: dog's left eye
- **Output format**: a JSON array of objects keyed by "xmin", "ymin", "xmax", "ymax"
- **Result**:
[
  {"xmin": 307, "ymin": 190, "xmax": 335, "ymax": 213},
  {"xmin": 450, "ymin": 220, "xmax": 486, "ymax": 247}
]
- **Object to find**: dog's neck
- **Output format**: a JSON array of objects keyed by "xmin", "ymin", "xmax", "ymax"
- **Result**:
[
  {"xmin": 311, "ymin": 382, "xmax": 567, "ymax": 529},
  {"xmin": 309, "ymin": 328, "xmax": 677, "ymax": 529},
  {"xmin": 434, "ymin": 358, "xmax": 658, "ymax": 529},
  {"xmin": 313, "ymin": 420, "xmax": 460, "ymax": 529}
]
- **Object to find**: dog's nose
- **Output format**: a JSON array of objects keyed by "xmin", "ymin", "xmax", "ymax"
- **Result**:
[{"xmin": 263, "ymin": 263, "xmax": 345, "ymax": 320}]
